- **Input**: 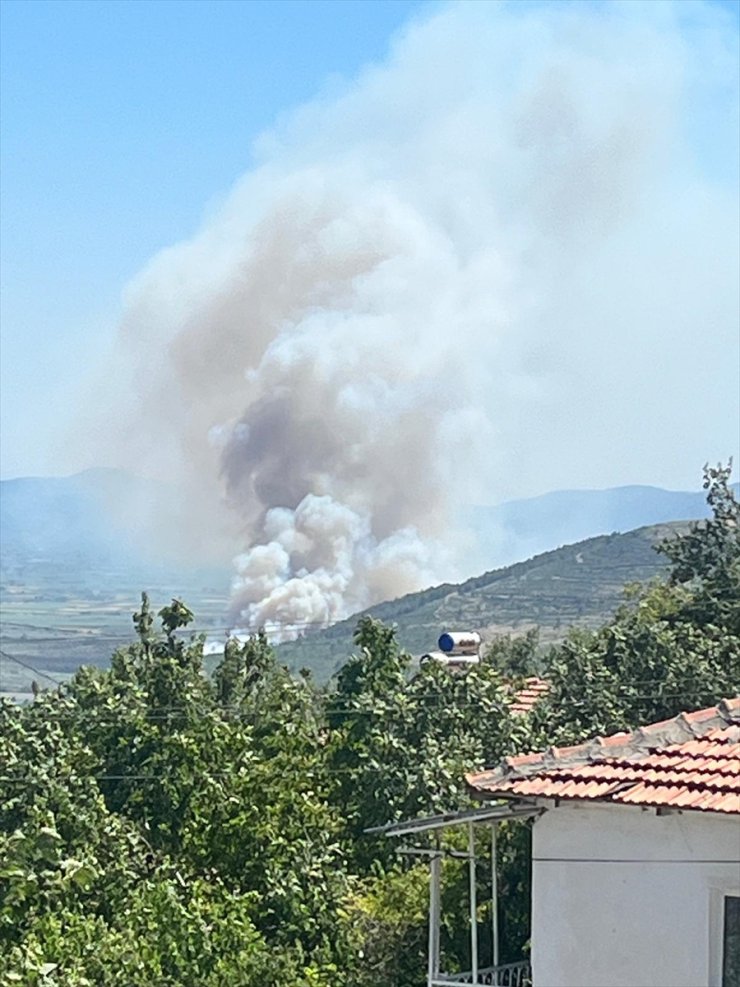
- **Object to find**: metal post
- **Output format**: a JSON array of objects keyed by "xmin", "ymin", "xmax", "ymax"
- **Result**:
[
  {"xmin": 468, "ymin": 822, "xmax": 478, "ymax": 983},
  {"xmin": 491, "ymin": 824, "xmax": 499, "ymax": 983},
  {"xmin": 428, "ymin": 855, "xmax": 441, "ymax": 986}
]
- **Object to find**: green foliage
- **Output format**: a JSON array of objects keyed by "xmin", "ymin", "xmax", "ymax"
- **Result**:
[
  {"xmin": 483, "ymin": 628, "xmax": 541, "ymax": 676},
  {"xmin": 327, "ymin": 618, "xmax": 526, "ymax": 868},
  {"xmin": 343, "ymin": 864, "xmax": 430, "ymax": 987},
  {"xmin": 659, "ymin": 462, "xmax": 740, "ymax": 632},
  {"xmin": 0, "ymin": 607, "xmax": 354, "ymax": 986},
  {"xmin": 535, "ymin": 463, "xmax": 740, "ymax": 743},
  {"xmin": 3, "ymin": 466, "xmax": 738, "ymax": 985}
]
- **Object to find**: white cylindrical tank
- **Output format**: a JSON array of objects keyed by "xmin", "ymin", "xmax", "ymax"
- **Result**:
[
  {"xmin": 438, "ymin": 631, "xmax": 481, "ymax": 655},
  {"xmin": 420, "ymin": 650, "xmax": 480, "ymax": 673}
]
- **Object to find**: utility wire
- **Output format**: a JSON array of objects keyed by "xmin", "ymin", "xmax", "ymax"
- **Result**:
[
  {"xmin": 1, "ymin": 635, "xmax": 731, "ymax": 705},
  {"xmin": 0, "ymin": 653, "xmax": 731, "ymax": 700},
  {"xmin": 1, "ymin": 691, "xmax": 730, "ymax": 719},
  {"xmin": 0, "ymin": 648, "xmax": 65, "ymax": 687},
  {"xmin": 0, "ymin": 618, "xmax": 348, "ymax": 634}
]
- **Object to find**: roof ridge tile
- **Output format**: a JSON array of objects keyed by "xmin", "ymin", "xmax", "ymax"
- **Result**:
[
  {"xmin": 719, "ymin": 696, "xmax": 740, "ymax": 723},
  {"xmin": 468, "ymin": 701, "xmax": 740, "ymax": 815}
]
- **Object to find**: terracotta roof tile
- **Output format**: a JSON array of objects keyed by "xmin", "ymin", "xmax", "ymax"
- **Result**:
[
  {"xmin": 683, "ymin": 706, "xmax": 720, "ymax": 724},
  {"xmin": 509, "ymin": 677, "xmax": 550, "ymax": 716},
  {"xmin": 467, "ymin": 699, "xmax": 740, "ymax": 815},
  {"xmin": 599, "ymin": 732, "xmax": 632, "ymax": 748}
]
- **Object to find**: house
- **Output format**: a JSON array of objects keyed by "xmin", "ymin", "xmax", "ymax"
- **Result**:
[
  {"xmin": 468, "ymin": 697, "xmax": 740, "ymax": 987},
  {"xmin": 373, "ymin": 697, "xmax": 740, "ymax": 987}
]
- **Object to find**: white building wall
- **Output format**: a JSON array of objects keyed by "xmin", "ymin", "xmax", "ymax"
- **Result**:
[{"xmin": 530, "ymin": 802, "xmax": 740, "ymax": 987}]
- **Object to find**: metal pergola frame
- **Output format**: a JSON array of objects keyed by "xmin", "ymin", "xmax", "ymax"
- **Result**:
[{"xmin": 368, "ymin": 802, "xmax": 542, "ymax": 986}]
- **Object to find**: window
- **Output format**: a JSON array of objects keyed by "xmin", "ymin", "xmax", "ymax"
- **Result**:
[{"xmin": 724, "ymin": 896, "xmax": 740, "ymax": 987}]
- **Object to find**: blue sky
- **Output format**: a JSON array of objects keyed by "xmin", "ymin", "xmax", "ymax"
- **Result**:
[
  {"xmin": 0, "ymin": 0, "xmax": 428, "ymax": 477},
  {"xmin": 1, "ymin": 0, "xmax": 738, "ymax": 495}
]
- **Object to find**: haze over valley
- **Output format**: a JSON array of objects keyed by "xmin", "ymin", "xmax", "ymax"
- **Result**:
[{"xmin": 2, "ymin": 466, "xmax": 733, "ymax": 692}]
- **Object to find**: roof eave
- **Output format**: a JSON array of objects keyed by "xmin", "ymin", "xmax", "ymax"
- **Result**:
[{"xmin": 469, "ymin": 788, "xmax": 740, "ymax": 816}]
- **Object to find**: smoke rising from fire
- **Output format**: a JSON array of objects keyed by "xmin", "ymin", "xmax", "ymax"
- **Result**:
[{"xmin": 88, "ymin": 1, "xmax": 739, "ymax": 632}]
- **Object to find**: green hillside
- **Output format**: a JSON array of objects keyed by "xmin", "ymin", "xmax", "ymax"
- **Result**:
[{"xmin": 276, "ymin": 522, "xmax": 683, "ymax": 679}]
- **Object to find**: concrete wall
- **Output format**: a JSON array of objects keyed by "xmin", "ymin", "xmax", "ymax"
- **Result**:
[{"xmin": 530, "ymin": 802, "xmax": 740, "ymax": 987}]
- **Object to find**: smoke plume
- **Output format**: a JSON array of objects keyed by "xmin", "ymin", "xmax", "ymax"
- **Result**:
[{"xmin": 86, "ymin": 0, "xmax": 739, "ymax": 633}]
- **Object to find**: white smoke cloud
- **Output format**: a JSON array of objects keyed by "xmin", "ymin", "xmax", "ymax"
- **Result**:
[
  {"xmin": 232, "ymin": 494, "xmax": 439, "ymax": 634},
  {"xmin": 87, "ymin": 0, "xmax": 739, "ymax": 630}
]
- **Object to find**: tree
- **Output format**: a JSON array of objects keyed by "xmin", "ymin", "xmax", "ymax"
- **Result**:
[
  {"xmin": 327, "ymin": 618, "xmax": 524, "ymax": 856},
  {"xmin": 483, "ymin": 628, "xmax": 541, "ymax": 677},
  {"xmin": 659, "ymin": 461, "xmax": 740, "ymax": 632},
  {"xmin": 324, "ymin": 618, "xmax": 533, "ymax": 984},
  {"xmin": 533, "ymin": 463, "xmax": 740, "ymax": 743},
  {"xmin": 1, "ymin": 602, "xmax": 356, "ymax": 986}
]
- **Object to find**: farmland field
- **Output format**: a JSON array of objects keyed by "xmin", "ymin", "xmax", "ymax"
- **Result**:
[{"xmin": 0, "ymin": 559, "xmax": 232, "ymax": 699}]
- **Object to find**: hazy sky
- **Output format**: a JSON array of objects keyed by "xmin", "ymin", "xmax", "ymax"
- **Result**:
[{"xmin": 1, "ymin": 0, "xmax": 738, "ymax": 499}]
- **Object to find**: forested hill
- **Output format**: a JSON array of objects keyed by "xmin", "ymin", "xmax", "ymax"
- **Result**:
[{"xmin": 277, "ymin": 521, "xmax": 683, "ymax": 678}]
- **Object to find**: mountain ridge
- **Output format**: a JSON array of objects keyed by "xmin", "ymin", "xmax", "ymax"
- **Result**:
[{"xmin": 3, "ymin": 467, "xmax": 729, "ymax": 573}]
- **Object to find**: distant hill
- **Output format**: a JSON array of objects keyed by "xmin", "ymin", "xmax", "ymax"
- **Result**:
[
  {"xmin": 276, "ymin": 522, "xmax": 684, "ymax": 679},
  {"xmin": 0, "ymin": 468, "xmax": 232, "ymax": 593},
  {"xmin": 464, "ymin": 484, "xmax": 737, "ymax": 571},
  {"xmin": 0, "ymin": 470, "xmax": 232, "ymax": 699},
  {"xmin": 1, "ymin": 468, "xmax": 169, "ymax": 564},
  {"xmin": 2, "ymin": 469, "xmax": 726, "ymax": 581}
]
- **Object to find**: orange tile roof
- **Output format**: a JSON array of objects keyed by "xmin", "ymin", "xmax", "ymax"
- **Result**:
[
  {"xmin": 467, "ymin": 697, "xmax": 740, "ymax": 815},
  {"xmin": 510, "ymin": 677, "xmax": 550, "ymax": 716}
]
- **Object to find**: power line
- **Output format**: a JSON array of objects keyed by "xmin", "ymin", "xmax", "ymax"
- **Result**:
[
  {"xmin": 1, "ymin": 632, "xmax": 732, "ymax": 700},
  {"xmin": 0, "ymin": 648, "xmax": 65, "ymax": 687},
  {"xmin": 1, "ymin": 690, "xmax": 730, "ymax": 718},
  {"xmin": 0, "ymin": 617, "xmax": 348, "ymax": 635},
  {"xmin": 0, "ymin": 656, "xmax": 731, "ymax": 699}
]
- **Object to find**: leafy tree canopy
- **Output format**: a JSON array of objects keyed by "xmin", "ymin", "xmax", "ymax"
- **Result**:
[
  {"xmin": 2, "ymin": 465, "xmax": 738, "ymax": 985},
  {"xmin": 534, "ymin": 463, "xmax": 740, "ymax": 741}
]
